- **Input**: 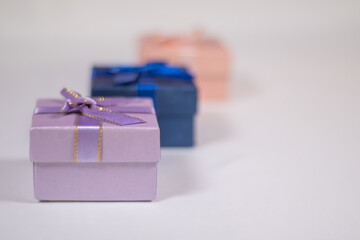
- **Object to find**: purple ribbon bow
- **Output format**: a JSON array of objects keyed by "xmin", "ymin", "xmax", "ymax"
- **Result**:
[
  {"xmin": 35, "ymin": 88, "xmax": 153, "ymax": 163},
  {"xmin": 35, "ymin": 88, "xmax": 153, "ymax": 125}
]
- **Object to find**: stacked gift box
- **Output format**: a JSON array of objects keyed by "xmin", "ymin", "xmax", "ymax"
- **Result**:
[
  {"xmin": 30, "ymin": 89, "xmax": 160, "ymax": 201},
  {"xmin": 91, "ymin": 62, "xmax": 197, "ymax": 147},
  {"xmin": 139, "ymin": 31, "xmax": 230, "ymax": 100}
]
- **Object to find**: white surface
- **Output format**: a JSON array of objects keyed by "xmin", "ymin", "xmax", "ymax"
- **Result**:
[
  {"xmin": 1, "ymin": 0, "xmax": 360, "ymax": 239},
  {"xmin": 1, "ymin": 79, "xmax": 360, "ymax": 239}
]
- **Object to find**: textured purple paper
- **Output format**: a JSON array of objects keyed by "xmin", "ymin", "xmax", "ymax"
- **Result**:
[
  {"xmin": 34, "ymin": 162, "xmax": 157, "ymax": 201},
  {"xmin": 30, "ymin": 97, "xmax": 160, "ymax": 201}
]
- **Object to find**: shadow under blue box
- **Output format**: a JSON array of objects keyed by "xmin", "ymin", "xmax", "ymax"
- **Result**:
[{"xmin": 91, "ymin": 63, "xmax": 197, "ymax": 147}]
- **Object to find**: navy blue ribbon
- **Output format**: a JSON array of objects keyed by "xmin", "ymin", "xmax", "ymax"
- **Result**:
[{"xmin": 93, "ymin": 62, "xmax": 193, "ymax": 85}]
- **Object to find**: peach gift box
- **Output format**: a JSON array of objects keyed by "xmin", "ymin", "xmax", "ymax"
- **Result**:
[{"xmin": 139, "ymin": 32, "xmax": 230, "ymax": 100}]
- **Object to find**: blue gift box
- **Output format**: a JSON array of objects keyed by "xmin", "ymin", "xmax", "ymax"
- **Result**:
[{"xmin": 90, "ymin": 62, "xmax": 197, "ymax": 147}]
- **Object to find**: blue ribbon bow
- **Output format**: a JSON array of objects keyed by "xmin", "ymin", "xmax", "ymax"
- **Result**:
[{"xmin": 93, "ymin": 62, "xmax": 193, "ymax": 85}]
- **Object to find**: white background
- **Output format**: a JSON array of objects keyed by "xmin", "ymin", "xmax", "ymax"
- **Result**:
[{"xmin": 1, "ymin": 0, "xmax": 360, "ymax": 239}]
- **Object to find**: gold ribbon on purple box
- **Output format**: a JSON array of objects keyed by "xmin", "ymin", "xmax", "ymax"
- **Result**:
[{"xmin": 35, "ymin": 88, "xmax": 153, "ymax": 163}]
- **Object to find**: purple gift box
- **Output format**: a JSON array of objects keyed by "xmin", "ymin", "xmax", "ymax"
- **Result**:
[{"xmin": 30, "ymin": 89, "xmax": 160, "ymax": 201}]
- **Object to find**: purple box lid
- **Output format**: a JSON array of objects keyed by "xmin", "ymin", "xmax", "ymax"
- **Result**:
[{"xmin": 30, "ymin": 97, "xmax": 160, "ymax": 163}]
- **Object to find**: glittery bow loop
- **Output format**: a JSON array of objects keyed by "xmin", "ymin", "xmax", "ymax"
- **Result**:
[{"xmin": 60, "ymin": 89, "xmax": 99, "ymax": 113}]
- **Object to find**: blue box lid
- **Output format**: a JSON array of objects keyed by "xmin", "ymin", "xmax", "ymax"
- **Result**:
[{"xmin": 91, "ymin": 67, "xmax": 197, "ymax": 116}]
